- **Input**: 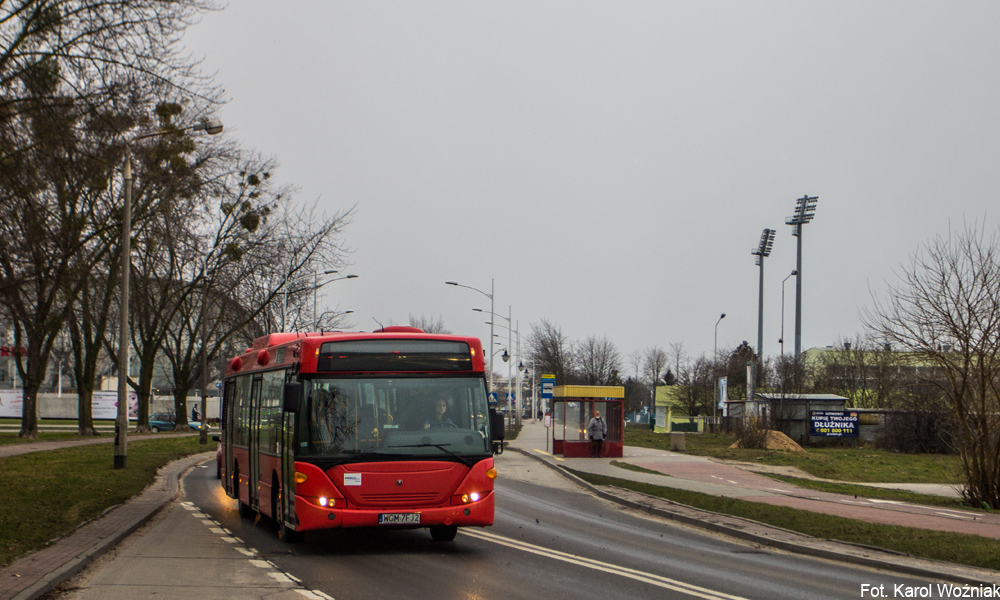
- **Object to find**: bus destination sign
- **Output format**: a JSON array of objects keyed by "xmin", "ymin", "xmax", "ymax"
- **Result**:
[{"xmin": 809, "ymin": 411, "xmax": 859, "ymax": 438}]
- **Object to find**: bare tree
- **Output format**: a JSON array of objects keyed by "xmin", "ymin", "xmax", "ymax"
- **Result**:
[
  {"xmin": 408, "ymin": 315, "xmax": 451, "ymax": 334},
  {"xmin": 641, "ymin": 346, "xmax": 668, "ymax": 412},
  {"xmin": 0, "ymin": 81, "xmax": 123, "ymax": 438},
  {"xmin": 158, "ymin": 158, "xmax": 353, "ymax": 428},
  {"xmin": 865, "ymin": 222, "xmax": 1000, "ymax": 508},
  {"xmin": 0, "ymin": 0, "xmax": 219, "ymax": 438},
  {"xmin": 576, "ymin": 335, "xmax": 622, "ymax": 385},
  {"xmin": 526, "ymin": 319, "xmax": 576, "ymax": 384},
  {"xmin": 675, "ymin": 355, "xmax": 715, "ymax": 416},
  {"xmin": 667, "ymin": 342, "xmax": 687, "ymax": 385},
  {"xmin": 813, "ymin": 335, "xmax": 902, "ymax": 409}
]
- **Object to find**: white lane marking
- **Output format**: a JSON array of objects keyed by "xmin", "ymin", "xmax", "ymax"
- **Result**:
[
  {"xmin": 235, "ymin": 547, "xmax": 258, "ymax": 556},
  {"xmin": 286, "ymin": 573, "xmax": 302, "ymax": 583},
  {"xmin": 268, "ymin": 572, "xmax": 293, "ymax": 583},
  {"xmin": 210, "ymin": 527, "xmax": 230, "ymax": 534},
  {"xmin": 727, "ymin": 481, "xmax": 738, "ymax": 485},
  {"xmin": 221, "ymin": 536, "xmax": 241, "ymax": 543},
  {"xmin": 200, "ymin": 519, "xmax": 215, "ymax": 525},
  {"xmin": 936, "ymin": 511, "xmax": 974, "ymax": 520},
  {"xmin": 250, "ymin": 560, "xmax": 271, "ymax": 568},
  {"xmin": 462, "ymin": 529, "xmax": 749, "ymax": 600}
]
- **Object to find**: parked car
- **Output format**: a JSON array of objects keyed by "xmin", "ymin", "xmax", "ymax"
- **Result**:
[{"xmin": 149, "ymin": 413, "xmax": 207, "ymax": 432}]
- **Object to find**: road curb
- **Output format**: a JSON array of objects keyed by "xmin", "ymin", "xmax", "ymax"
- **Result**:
[
  {"xmin": 3, "ymin": 451, "xmax": 214, "ymax": 600},
  {"xmin": 508, "ymin": 446, "xmax": 999, "ymax": 586}
]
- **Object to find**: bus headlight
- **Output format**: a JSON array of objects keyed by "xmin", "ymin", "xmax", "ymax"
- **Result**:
[
  {"xmin": 470, "ymin": 492, "xmax": 480, "ymax": 502},
  {"xmin": 319, "ymin": 497, "xmax": 334, "ymax": 507}
]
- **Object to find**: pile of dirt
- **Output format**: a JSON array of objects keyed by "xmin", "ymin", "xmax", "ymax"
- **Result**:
[{"xmin": 729, "ymin": 430, "xmax": 806, "ymax": 452}]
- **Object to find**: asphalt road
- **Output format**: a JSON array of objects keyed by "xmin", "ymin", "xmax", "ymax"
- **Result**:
[{"xmin": 60, "ymin": 452, "xmax": 961, "ymax": 600}]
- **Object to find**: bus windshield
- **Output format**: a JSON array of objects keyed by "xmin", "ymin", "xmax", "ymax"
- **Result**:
[{"xmin": 298, "ymin": 376, "xmax": 491, "ymax": 459}]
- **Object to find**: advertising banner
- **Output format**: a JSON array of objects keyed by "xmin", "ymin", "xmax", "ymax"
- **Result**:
[
  {"xmin": 93, "ymin": 391, "xmax": 139, "ymax": 420},
  {"xmin": 810, "ymin": 410, "xmax": 859, "ymax": 437},
  {"xmin": 0, "ymin": 390, "xmax": 23, "ymax": 418}
]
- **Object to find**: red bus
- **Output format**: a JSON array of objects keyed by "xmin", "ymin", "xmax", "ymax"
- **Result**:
[{"xmin": 219, "ymin": 326, "xmax": 504, "ymax": 543}]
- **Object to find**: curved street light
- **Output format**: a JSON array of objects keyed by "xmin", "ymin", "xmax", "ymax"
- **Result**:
[
  {"xmin": 780, "ymin": 270, "xmax": 798, "ymax": 357},
  {"xmin": 713, "ymin": 313, "xmax": 726, "ymax": 426},
  {"xmin": 446, "ymin": 280, "xmax": 495, "ymax": 392},
  {"xmin": 281, "ymin": 272, "xmax": 357, "ymax": 331},
  {"xmin": 116, "ymin": 119, "xmax": 224, "ymax": 470}
]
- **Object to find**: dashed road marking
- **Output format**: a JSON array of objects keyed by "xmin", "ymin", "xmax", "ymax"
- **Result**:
[{"xmin": 187, "ymin": 501, "xmax": 332, "ymax": 599}]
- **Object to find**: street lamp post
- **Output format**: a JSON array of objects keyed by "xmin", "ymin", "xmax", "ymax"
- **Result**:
[
  {"xmin": 313, "ymin": 270, "xmax": 339, "ymax": 330},
  {"xmin": 780, "ymin": 270, "xmax": 798, "ymax": 357},
  {"xmin": 116, "ymin": 119, "xmax": 224, "ymax": 470},
  {"xmin": 446, "ymin": 279, "xmax": 495, "ymax": 393},
  {"xmin": 713, "ymin": 313, "xmax": 726, "ymax": 426},
  {"xmin": 780, "ymin": 269, "xmax": 798, "ymax": 400},
  {"xmin": 282, "ymin": 273, "xmax": 357, "ymax": 332},
  {"xmin": 478, "ymin": 307, "xmax": 517, "ymax": 420}
]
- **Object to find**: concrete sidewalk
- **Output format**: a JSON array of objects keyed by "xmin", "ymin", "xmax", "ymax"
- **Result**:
[{"xmin": 505, "ymin": 419, "xmax": 1000, "ymax": 584}]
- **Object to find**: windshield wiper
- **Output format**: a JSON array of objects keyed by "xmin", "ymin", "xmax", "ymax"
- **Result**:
[{"xmin": 387, "ymin": 443, "xmax": 474, "ymax": 467}]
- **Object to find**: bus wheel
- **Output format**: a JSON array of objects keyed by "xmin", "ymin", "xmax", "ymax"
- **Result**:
[
  {"xmin": 430, "ymin": 525, "xmax": 457, "ymax": 542},
  {"xmin": 274, "ymin": 483, "xmax": 302, "ymax": 543}
]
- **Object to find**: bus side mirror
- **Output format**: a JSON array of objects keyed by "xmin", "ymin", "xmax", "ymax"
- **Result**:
[
  {"xmin": 283, "ymin": 382, "xmax": 302, "ymax": 413},
  {"xmin": 490, "ymin": 408, "xmax": 505, "ymax": 454}
]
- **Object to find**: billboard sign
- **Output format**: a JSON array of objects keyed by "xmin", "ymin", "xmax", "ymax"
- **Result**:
[
  {"xmin": 810, "ymin": 410, "xmax": 859, "ymax": 437},
  {"xmin": 0, "ymin": 390, "xmax": 23, "ymax": 418}
]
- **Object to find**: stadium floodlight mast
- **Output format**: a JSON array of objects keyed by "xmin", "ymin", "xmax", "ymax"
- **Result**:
[
  {"xmin": 116, "ymin": 119, "xmax": 224, "ymax": 470},
  {"xmin": 445, "ymin": 279, "xmax": 495, "ymax": 392},
  {"xmin": 784, "ymin": 194, "xmax": 818, "ymax": 359},
  {"xmin": 751, "ymin": 228, "xmax": 776, "ymax": 374}
]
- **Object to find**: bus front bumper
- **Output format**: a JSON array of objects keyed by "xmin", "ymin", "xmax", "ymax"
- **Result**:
[{"xmin": 294, "ymin": 492, "xmax": 494, "ymax": 532}]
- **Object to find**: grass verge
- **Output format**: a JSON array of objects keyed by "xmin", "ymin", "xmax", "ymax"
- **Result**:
[
  {"xmin": 0, "ymin": 436, "xmax": 207, "ymax": 566},
  {"xmin": 570, "ymin": 469, "xmax": 1000, "ymax": 571},
  {"xmin": 624, "ymin": 429, "xmax": 962, "ymax": 484}
]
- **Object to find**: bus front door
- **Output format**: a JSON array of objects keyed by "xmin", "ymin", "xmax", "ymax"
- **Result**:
[{"xmin": 249, "ymin": 375, "xmax": 262, "ymax": 511}]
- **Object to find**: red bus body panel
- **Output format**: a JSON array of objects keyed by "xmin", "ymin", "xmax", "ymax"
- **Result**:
[{"xmin": 221, "ymin": 330, "xmax": 494, "ymax": 535}]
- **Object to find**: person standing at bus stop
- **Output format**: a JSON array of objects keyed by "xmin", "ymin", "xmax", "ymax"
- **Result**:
[{"xmin": 588, "ymin": 410, "xmax": 607, "ymax": 458}]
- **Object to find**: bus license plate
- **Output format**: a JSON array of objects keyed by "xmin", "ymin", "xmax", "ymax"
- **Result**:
[{"xmin": 378, "ymin": 513, "xmax": 420, "ymax": 525}]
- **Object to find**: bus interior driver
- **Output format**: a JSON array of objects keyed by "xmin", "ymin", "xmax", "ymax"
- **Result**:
[{"xmin": 424, "ymin": 398, "xmax": 456, "ymax": 429}]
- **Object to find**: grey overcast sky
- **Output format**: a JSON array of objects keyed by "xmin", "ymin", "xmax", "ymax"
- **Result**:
[{"xmin": 181, "ymin": 1, "xmax": 1000, "ymax": 367}]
